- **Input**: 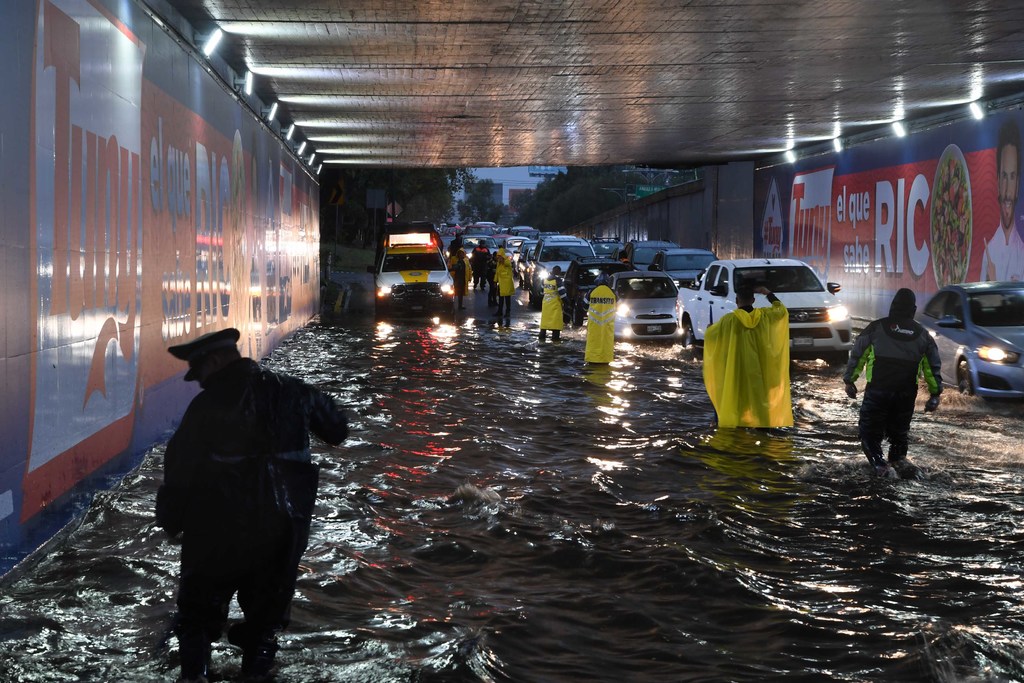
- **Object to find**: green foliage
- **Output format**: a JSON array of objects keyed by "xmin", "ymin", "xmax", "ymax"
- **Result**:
[{"xmin": 457, "ymin": 178, "xmax": 503, "ymax": 223}]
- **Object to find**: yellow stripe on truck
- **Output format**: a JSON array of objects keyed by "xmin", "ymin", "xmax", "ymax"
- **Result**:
[{"xmin": 399, "ymin": 270, "xmax": 430, "ymax": 283}]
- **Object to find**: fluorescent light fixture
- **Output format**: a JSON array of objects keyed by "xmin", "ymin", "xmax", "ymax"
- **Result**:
[
  {"xmin": 244, "ymin": 71, "xmax": 253, "ymax": 96},
  {"xmin": 970, "ymin": 101, "xmax": 985, "ymax": 120},
  {"xmin": 784, "ymin": 150, "xmax": 797, "ymax": 164},
  {"xmin": 286, "ymin": 124, "xmax": 295, "ymax": 141},
  {"xmin": 297, "ymin": 141, "xmax": 307, "ymax": 155},
  {"xmin": 892, "ymin": 121, "xmax": 907, "ymax": 137},
  {"xmin": 833, "ymin": 137, "xmax": 843, "ymax": 153},
  {"xmin": 265, "ymin": 102, "xmax": 278, "ymax": 122},
  {"xmin": 308, "ymin": 153, "xmax": 316, "ymax": 165},
  {"xmin": 201, "ymin": 28, "xmax": 223, "ymax": 57},
  {"xmin": 317, "ymin": 164, "xmax": 323, "ymax": 174}
]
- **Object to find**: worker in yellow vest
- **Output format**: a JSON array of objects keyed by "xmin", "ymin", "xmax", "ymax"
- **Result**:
[
  {"xmin": 585, "ymin": 274, "xmax": 616, "ymax": 363},
  {"xmin": 539, "ymin": 266, "xmax": 567, "ymax": 341},
  {"xmin": 494, "ymin": 248, "xmax": 515, "ymax": 325}
]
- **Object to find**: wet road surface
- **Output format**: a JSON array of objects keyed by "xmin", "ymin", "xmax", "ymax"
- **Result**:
[{"xmin": 2, "ymin": 286, "xmax": 1023, "ymax": 682}]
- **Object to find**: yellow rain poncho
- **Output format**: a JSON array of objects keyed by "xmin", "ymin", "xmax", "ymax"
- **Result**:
[
  {"xmin": 496, "ymin": 248, "xmax": 515, "ymax": 296},
  {"xmin": 585, "ymin": 284, "xmax": 616, "ymax": 363},
  {"xmin": 540, "ymin": 277, "xmax": 565, "ymax": 331},
  {"xmin": 703, "ymin": 300, "xmax": 792, "ymax": 428}
]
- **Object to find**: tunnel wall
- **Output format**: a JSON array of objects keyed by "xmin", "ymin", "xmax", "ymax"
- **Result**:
[{"xmin": 0, "ymin": 0, "xmax": 320, "ymax": 577}]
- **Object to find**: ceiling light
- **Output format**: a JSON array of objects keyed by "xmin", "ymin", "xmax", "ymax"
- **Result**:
[
  {"xmin": 244, "ymin": 71, "xmax": 253, "ymax": 96},
  {"xmin": 308, "ymin": 153, "xmax": 316, "ymax": 165},
  {"xmin": 892, "ymin": 121, "xmax": 907, "ymax": 137},
  {"xmin": 265, "ymin": 102, "xmax": 278, "ymax": 122},
  {"xmin": 297, "ymin": 141, "xmax": 307, "ymax": 155},
  {"xmin": 784, "ymin": 150, "xmax": 797, "ymax": 164},
  {"xmin": 286, "ymin": 124, "xmax": 295, "ymax": 141},
  {"xmin": 970, "ymin": 101, "xmax": 985, "ymax": 120},
  {"xmin": 833, "ymin": 138, "xmax": 843, "ymax": 153},
  {"xmin": 317, "ymin": 164, "xmax": 323, "ymax": 174},
  {"xmin": 200, "ymin": 28, "xmax": 223, "ymax": 57}
]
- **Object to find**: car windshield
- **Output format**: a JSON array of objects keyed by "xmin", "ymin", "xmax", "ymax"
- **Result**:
[
  {"xmin": 632, "ymin": 247, "xmax": 667, "ymax": 265},
  {"xmin": 576, "ymin": 263, "xmax": 627, "ymax": 286},
  {"xmin": 465, "ymin": 237, "xmax": 498, "ymax": 249},
  {"xmin": 615, "ymin": 276, "xmax": 677, "ymax": 299},
  {"xmin": 968, "ymin": 290, "xmax": 1024, "ymax": 327},
  {"xmin": 591, "ymin": 242, "xmax": 622, "ymax": 257},
  {"xmin": 664, "ymin": 253, "xmax": 716, "ymax": 271},
  {"xmin": 541, "ymin": 245, "xmax": 594, "ymax": 260},
  {"xmin": 383, "ymin": 251, "xmax": 446, "ymax": 272},
  {"xmin": 733, "ymin": 265, "xmax": 824, "ymax": 292}
]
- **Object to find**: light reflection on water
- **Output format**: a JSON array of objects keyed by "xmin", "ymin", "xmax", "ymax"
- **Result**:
[{"xmin": 2, "ymin": 310, "xmax": 1024, "ymax": 682}]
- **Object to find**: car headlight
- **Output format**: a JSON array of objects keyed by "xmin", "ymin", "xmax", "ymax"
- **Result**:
[
  {"xmin": 441, "ymin": 283, "xmax": 454, "ymax": 295},
  {"xmin": 978, "ymin": 346, "xmax": 1021, "ymax": 364},
  {"xmin": 827, "ymin": 305, "xmax": 849, "ymax": 323},
  {"xmin": 617, "ymin": 303, "xmax": 631, "ymax": 316},
  {"xmin": 538, "ymin": 268, "xmax": 549, "ymax": 280},
  {"xmin": 377, "ymin": 285, "xmax": 392, "ymax": 297}
]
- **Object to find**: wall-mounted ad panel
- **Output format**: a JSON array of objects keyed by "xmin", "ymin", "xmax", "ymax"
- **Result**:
[
  {"xmin": 754, "ymin": 112, "xmax": 1018, "ymax": 321},
  {"xmin": 1, "ymin": 0, "xmax": 320, "ymax": 577}
]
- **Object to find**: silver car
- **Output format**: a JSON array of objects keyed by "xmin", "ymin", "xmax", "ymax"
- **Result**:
[
  {"xmin": 917, "ymin": 281, "xmax": 1024, "ymax": 398},
  {"xmin": 609, "ymin": 271, "xmax": 682, "ymax": 341}
]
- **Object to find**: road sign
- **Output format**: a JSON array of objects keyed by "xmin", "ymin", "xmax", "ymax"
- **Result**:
[{"xmin": 635, "ymin": 184, "xmax": 666, "ymax": 198}]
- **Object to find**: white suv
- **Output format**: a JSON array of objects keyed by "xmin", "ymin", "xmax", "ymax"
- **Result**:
[
  {"xmin": 679, "ymin": 258, "xmax": 853, "ymax": 365},
  {"xmin": 527, "ymin": 236, "xmax": 596, "ymax": 309}
]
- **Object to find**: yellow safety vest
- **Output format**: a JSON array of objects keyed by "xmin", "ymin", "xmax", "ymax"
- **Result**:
[
  {"xmin": 540, "ymin": 278, "xmax": 564, "ymax": 330},
  {"xmin": 585, "ymin": 284, "xmax": 616, "ymax": 363}
]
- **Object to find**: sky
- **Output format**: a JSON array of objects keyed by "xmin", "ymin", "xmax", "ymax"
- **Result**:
[{"xmin": 470, "ymin": 167, "xmax": 553, "ymax": 204}]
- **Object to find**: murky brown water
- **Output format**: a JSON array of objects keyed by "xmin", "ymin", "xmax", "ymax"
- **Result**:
[{"xmin": 2, "ymin": 291, "xmax": 1023, "ymax": 682}]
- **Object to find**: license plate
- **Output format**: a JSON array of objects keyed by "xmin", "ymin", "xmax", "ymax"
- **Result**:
[
  {"xmin": 411, "ymin": 305, "xmax": 423, "ymax": 311},
  {"xmin": 792, "ymin": 337, "xmax": 813, "ymax": 347},
  {"xmin": 646, "ymin": 325, "xmax": 662, "ymax": 333}
]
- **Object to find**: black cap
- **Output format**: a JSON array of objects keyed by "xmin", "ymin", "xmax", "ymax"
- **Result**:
[{"xmin": 168, "ymin": 328, "xmax": 240, "ymax": 381}]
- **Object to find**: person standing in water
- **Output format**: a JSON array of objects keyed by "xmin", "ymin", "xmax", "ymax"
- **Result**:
[
  {"xmin": 703, "ymin": 285, "xmax": 792, "ymax": 428},
  {"xmin": 584, "ymin": 274, "xmax": 616, "ymax": 363},
  {"xmin": 539, "ymin": 265, "xmax": 568, "ymax": 341},
  {"xmin": 843, "ymin": 288, "xmax": 942, "ymax": 477}
]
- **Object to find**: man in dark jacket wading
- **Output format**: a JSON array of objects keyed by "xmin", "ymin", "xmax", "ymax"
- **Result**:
[
  {"xmin": 843, "ymin": 288, "xmax": 942, "ymax": 478},
  {"xmin": 157, "ymin": 328, "xmax": 348, "ymax": 682}
]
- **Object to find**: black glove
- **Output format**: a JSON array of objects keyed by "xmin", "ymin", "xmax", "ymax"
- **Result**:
[
  {"xmin": 844, "ymin": 382, "xmax": 857, "ymax": 399},
  {"xmin": 924, "ymin": 394, "xmax": 940, "ymax": 412}
]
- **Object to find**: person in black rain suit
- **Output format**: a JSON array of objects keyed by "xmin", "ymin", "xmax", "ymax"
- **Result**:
[
  {"xmin": 470, "ymin": 242, "xmax": 490, "ymax": 290},
  {"xmin": 843, "ymin": 288, "xmax": 942, "ymax": 478},
  {"xmin": 156, "ymin": 328, "xmax": 348, "ymax": 682}
]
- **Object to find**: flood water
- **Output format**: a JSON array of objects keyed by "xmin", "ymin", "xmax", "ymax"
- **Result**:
[{"xmin": 2, "ymin": 291, "xmax": 1024, "ymax": 682}]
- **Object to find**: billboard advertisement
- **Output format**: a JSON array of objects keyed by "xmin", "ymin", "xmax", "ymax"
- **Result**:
[
  {"xmin": 0, "ymin": 0, "xmax": 320, "ymax": 575},
  {"xmin": 755, "ymin": 111, "xmax": 1024, "ymax": 320}
]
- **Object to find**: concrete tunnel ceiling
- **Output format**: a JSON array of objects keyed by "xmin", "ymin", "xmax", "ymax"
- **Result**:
[{"xmin": 158, "ymin": 0, "xmax": 1024, "ymax": 169}]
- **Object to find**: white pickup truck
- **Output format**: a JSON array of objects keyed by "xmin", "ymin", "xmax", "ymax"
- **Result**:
[{"xmin": 679, "ymin": 258, "xmax": 854, "ymax": 365}]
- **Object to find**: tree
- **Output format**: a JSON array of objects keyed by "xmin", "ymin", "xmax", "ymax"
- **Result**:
[{"xmin": 458, "ymin": 179, "xmax": 504, "ymax": 223}]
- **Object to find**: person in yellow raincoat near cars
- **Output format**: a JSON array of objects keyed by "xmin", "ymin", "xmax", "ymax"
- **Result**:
[
  {"xmin": 539, "ymin": 265, "xmax": 568, "ymax": 341},
  {"xmin": 450, "ymin": 249, "xmax": 471, "ymax": 311},
  {"xmin": 703, "ymin": 284, "xmax": 792, "ymax": 428},
  {"xmin": 494, "ymin": 248, "xmax": 515, "ymax": 325},
  {"xmin": 585, "ymin": 274, "xmax": 616, "ymax": 363}
]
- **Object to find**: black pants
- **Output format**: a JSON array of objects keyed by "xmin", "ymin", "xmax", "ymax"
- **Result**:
[
  {"xmin": 496, "ymin": 295, "xmax": 511, "ymax": 320},
  {"xmin": 858, "ymin": 386, "xmax": 917, "ymax": 467},
  {"xmin": 539, "ymin": 328, "xmax": 560, "ymax": 341}
]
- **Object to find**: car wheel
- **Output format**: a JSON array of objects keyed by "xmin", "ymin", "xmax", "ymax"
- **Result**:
[
  {"xmin": 824, "ymin": 351, "xmax": 849, "ymax": 367},
  {"xmin": 679, "ymin": 315, "xmax": 694, "ymax": 347},
  {"xmin": 957, "ymin": 358, "xmax": 974, "ymax": 395},
  {"xmin": 572, "ymin": 301, "xmax": 585, "ymax": 327}
]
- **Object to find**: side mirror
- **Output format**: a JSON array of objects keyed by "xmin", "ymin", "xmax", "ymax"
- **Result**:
[
  {"xmin": 710, "ymin": 284, "xmax": 728, "ymax": 297},
  {"xmin": 936, "ymin": 314, "xmax": 964, "ymax": 329},
  {"xmin": 827, "ymin": 282, "xmax": 842, "ymax": 294},
  {"xmin": 649, "ymin": 264, "xmax": 660, "ymax": 271}
]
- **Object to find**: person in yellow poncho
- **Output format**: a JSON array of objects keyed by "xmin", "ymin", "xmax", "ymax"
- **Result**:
[
  {"xmin": 539, "ymin": 266, "xmax": 567, "ymax": 341},
  {"xmin": 703, "ymin": 284, "xmax": 792, "ymax": 428},
  {"xmin": 450, "ymin": 249, "xmax": 471, "ymax": 310},
  {"xmin": 584, "ymin": 275, "xmax": 616, "ymax": 363},
  {"xmin": 494, "ymin": 248, "xmax": 515, "ymax": 325}
]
